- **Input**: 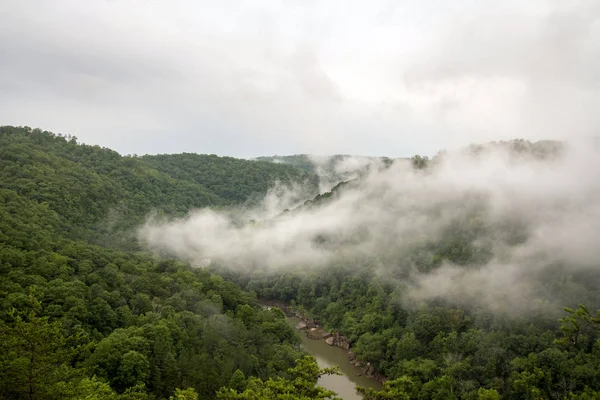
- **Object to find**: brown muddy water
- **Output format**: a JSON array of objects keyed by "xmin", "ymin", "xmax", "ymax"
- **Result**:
[{"xmin": 286, "ymin": 316, "xmax": 382, "ymax": 400}]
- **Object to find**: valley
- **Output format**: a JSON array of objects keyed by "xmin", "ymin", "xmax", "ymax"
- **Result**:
[{"xmin": 1, "ymin": 126, "xmax": 600, "ymax": 400}]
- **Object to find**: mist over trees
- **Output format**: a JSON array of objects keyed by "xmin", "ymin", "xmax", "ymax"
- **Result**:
[
  {"xmin": 256, "ymin": 154, "xmax": 394, "ymax": 193},
  {"xmin": 144, "ymin": 137, "xmax": 600, "ymax": 398},
  {"xmin": 2, "ymin": 125, "xmax": 600, "ymax": 399}
]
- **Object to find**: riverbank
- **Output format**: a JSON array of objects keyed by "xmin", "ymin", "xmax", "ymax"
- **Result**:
[{"xmin": 261, "ymin": 299, "xmax": 387, "ymax": 384}]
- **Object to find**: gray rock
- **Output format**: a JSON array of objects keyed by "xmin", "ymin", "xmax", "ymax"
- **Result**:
[{"xmin": 295, "ymin": 321, "xmax": 307, "ymax": 330}]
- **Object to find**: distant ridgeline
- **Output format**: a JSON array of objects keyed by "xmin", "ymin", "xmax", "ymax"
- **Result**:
[
  {"xmin": 141, "ymin": 153, "xmax": 319, "ymax": 204},
  {"xmin": 255, "ymin": 140, "xmax": 563, "ymax": 194},
  {"xmin": 256, "ymin": 154, "xmax": 397, "ymax": 193},
  {"xmin": 282, "ymin": 139, "xmax": 565, "ymax": 212},
  {"xmin": 0, "ymin": 126, "xmax": 319, "ymax": 249}
]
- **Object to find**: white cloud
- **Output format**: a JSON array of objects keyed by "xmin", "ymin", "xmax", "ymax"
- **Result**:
[
  {"xmin": 1, "ymin": 0, "xmax": 599, "ymax": 157},
  {"xmin": 140, "ymin": 140, "xmax": 600, "ymax": 312}
]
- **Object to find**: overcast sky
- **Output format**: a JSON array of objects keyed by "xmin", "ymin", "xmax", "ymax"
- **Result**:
[{"xmin": 1, "ymin": 0, "xmax": 599, "ymax": 157}]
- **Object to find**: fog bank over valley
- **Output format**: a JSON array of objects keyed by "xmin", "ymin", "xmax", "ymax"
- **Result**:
[{"xmin": 141, "ymin": 139, "xmax": 600, "ymax": 314}]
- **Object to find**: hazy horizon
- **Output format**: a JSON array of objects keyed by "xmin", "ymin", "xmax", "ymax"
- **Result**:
[
  {"xmin": 3, "ymin": 125, "xmax": 588, "ymax": 160},
  {"xmin": 2, "ymin": 1, "xmax": 599, "ymax": 158}
]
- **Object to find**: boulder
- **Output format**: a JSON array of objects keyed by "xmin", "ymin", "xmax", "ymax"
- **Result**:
[
  {"xmin": 325, "ymin": 337, "xmax": 335, "ymax": 346},
  {"xmin": 283, "ymin": 309, "xmax": 295, "ymax": 317},
  {"xmin": 366, "ymin": 365, "xmax": 375, "ymax": 377},
  {"xmin": 335, "ymin": 336, "xmax": 350, "ymax": 350},
  {"xmin": 295, "ymin": 321, "xmax": 307, "ymax": 330},
  {"xmin": 306, "ymin": 329, "xmax": 322, "ymax": 340}
]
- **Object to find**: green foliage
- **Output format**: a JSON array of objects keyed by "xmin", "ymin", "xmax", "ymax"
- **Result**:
[
  {"xmin": 0, "ymin": 249, "xmax": 304, "ymax": 399},
  {"xmin": 557, "ymin": 304, "xmax": 600, "ymax": 347},
  {"xmin": 357, "ymin": 376, "xmax": 413, "ymax": 399},
  {"xmin": 0, "ymin": 126, "xmax": 311, "ymax": 399},
  {"xmin": 245, "ymin": 265, "xmax": 600, "ymax": 399},
  {"xmin": 54, "ymin": 377, "xmax": 119, "ymax": 400},
  {"xmin": 0, "ymin": 126, "xmax": 318, "ymax": 248},
  {"xmin": 216, "ymin": 356, "xmax": 341, "ymax": 400},
  {"xmin": 477, "ymin": 388, "xmax": 501, "ymax": 399},
  {"xmin": 141, "ymin": 153, "xmax": 319, "ymax": 204},
  {"xmin": 255, "ymin": 155, "xmax": 318, "ymax": 173},
  {"xmin": 228, "ymin": 369, "xmax": 247, "ymax": 393},
  {"xmin": 410, "ymin": 155, "xmax": 429, "ymax": 169},
  {"xmin": 0, "ymin": 297, "xmax": 77, "ymax": 399},
  {"xmin": 169, "ymin": 388, "xmax": 199, "ymax": 400}
]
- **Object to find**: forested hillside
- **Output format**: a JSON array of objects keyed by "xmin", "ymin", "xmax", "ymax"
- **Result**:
[
  {"xmin": 0, "ymin": 126, "xmax": 330, "ymax": 400},
  {"xmin": 2, "ymin": 126, "xmax": 600, "ymax": 400},
  {"xmin": 143, "ymin": 154, "xmax": 318, "ymax": 204},
  {"xmin": 0, "ymin": 127, "xmax": 318, "ymax": 248},
  {"xmin": 255, "ymin": 155, "xmax": 317, "ymax": 173}
]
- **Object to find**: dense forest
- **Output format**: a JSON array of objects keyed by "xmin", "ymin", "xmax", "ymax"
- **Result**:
[
  {"xmin": 142, "ymin": 154, "xmax": 319, "ymax": 205},
  {"xmin": 0, "ymin": 126, "xmax": 330, "ymax": 399},
  {"xmin": 0, "ymin": 126, "xmax": 319, "ymax": 249},
  {"xmin": 1, "ymin": 126, "xmax": 600, "ymax": 399}
]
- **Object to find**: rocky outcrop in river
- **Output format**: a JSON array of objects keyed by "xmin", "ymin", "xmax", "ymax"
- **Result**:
[
  {"xmin": 291, "ymin": 311, "xmax": 384, "ymax": 381},
  {"xmin": 260, "ymin": 299, "xmax": 387, "ymax": 383},
  {"xmin": 324, "ymin": 333, "xmax": 350, "ymax": 350}
]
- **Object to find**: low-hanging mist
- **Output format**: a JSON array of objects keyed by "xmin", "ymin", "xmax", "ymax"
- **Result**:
[{"xmin": 140, "ymin": 139, "xmax": 600, "ymax": 314}]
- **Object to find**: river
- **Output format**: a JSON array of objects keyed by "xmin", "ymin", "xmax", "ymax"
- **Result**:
[{"xmin": 286, "ymin": 316, "xmax": 382, "ymax": 400}]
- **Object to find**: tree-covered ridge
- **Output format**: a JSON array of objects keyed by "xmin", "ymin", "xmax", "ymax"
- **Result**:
[
  {"xmin": 255, "ymin": 154, "xmax": 394, "ymax": 174},
  {"xmin": 0, "ymin": 126, "xmax": 223, "ymax": 244},
  {"xmin": 294, "ymin": 180, "xmax": 354, "ymax": 211},
  {"xmin": 283, "ymin": 138, "xmax": 563, "ymax": 213},
  {"xmin": 461, "ymin": 139, "xmax": 564, "ymax": 160},
  {"xmin": 255, "ymin": 155, "xmax": 317, "ymax": 173},
  {"xmin": 0, "ymin": 126, "xmax": 319, "ymax": 247},
  {"xmin": 141, "ymin": 153, "xmax": 319, "ymax": 204},
  {"xmin": 256, "ymin": 154, "xmax": 395, "ymax": 194},
  {"xmin": 412, "ymin": 138, "xmax": 565, "ymax": 170}
]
